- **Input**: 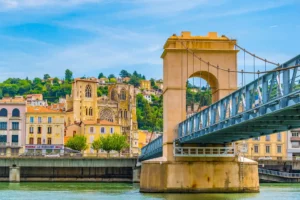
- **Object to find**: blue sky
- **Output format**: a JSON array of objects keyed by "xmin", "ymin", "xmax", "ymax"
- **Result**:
[{"xmin": 0, "ymin": 0, "xmax": 299, "ymax": 84}]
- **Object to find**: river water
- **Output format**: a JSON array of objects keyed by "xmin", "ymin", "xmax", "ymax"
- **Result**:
[{"xmin": 0, "ymin": 182, "xmax": 299, "ymax": 200}]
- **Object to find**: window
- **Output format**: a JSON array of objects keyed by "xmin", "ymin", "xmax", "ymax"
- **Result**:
[
  {"xmin": 124, "ymin": 110, "xmax": 127, "ymax": 119},
  {"xmin": 29, "ymin": 127, "xmax": 34, "ymax": 133},
  {"xmin": 89, "ymin": 107, "xmax": 93, "ymax": 116},
  {"xmin": 253, "ymin": 137, "xmax": 260, "ymax": 141},
  {"xmin": 101, "ymin": 127, "xmax": 105, "ymax": 134},
  {"xmin": 47, "ymin": 127, "xmax": 52, "ymax": 134},
  {"xmin": 85, "ymin": 85, "xmax": 92, "ymax": 98},
  {"xmin": 0, "ymin": 108, "xmax": 7, "ymax": 117},
  {"xmin": 277, "ymin": 133, "xmax": 282, "ymax": 141},
  {"xmin": 120, "ymin": 89, "xmax": 126, "ymax": 100},
  {"xmin": 110, "ymin": 127, "xmax": 114, "ymax": 134},
  {"xmin": 0, "ymin": 135, "xmax": 7, "ymax": 143},
  {"xmin": 12, "ymin": 122, "xmax": 19, "ymax": 130},
  {"xmin": 100, "ymin": 109, "xmax": 114, "ymax": 122},
  {"xmin": 48, "ymin": 117, "xmax": 52, "ymax": 123},
  {"xmin": 292, "ymin": 142, "xmax": 299, "ymax": 148},
  {"xmin": 73, "ymin": 131, "xmax": 76, "ymax": 137},
  {"xmin": 47, "ymin": 138, "xmax": 51, "ymax": 145},
  {"xmin": 37, "ymin": 138, "xmax": 41, "ymax": 144},
  {"xmin": 29, "ymin": 137, "xmax": 34, "ymax": 144},
  {"xmin": 265, "ymin": 135, "xmax": 270, "ymax": 141},
  {"xmin": 90, "ymin": 127, "xmax": 94, "ymax": 133},
  {"xmin": 37, "ymin": 127, "xmax": 42, "ymax": 134},
  {"xmin": 0, "ymin": 122, "xmax": 7, "ymax": 130},
  {"xmin": 38, "ymin": 117, "xmax": 42, "ymax": 123},
  {"xmin": 120, "ymin": 110, "xmax": 123, "ymax": 118},
  {"xmin": 111, "ymin": 89, "xmax": 118, "ymax": 101},
  {"xmin": 12, "ymin": 135, "xmax": 18, "ymax": 143},
  {"xmin": 266, "ymin": 145, "xmax": 270, "ymax": 154},
  {"xmin": 12, "ymin": 109, "xmax": 20, "ymax": 117},
  {"xmin": 292, "ymin": 132, "xmax": 299, "ymax": 137},
  {"xmin": 277, "ymin": 145, "xmax": 282, "ymax": 153},
  {"xmin": 254, "ymin": 145, "xmax": 259, "ymax": 153},
  {"xmin": 30, "ymin": 117, "xmax": 34, "ymax": 123}
]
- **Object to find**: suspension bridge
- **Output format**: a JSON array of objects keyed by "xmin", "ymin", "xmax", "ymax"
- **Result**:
[{"xmin": 138, "ymin": 31, "xmax": 300, "ymax": 193}]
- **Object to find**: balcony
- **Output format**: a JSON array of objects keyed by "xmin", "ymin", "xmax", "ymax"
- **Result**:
[
  {"xmin": 11, "ymin": 142, "xmax": 19, "ymax": 147},
  {"xmin": 291, "ymin": 137, "xmax": 300, "ymax": 142},
  {"xmin": 0, "ymin": 142, "xmax": 7, "ymax": 147}
]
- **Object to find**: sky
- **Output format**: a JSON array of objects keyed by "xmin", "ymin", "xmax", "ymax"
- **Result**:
[{"xmin": 0, "ymin": 0, "xmax": 299, "ymax": 84}]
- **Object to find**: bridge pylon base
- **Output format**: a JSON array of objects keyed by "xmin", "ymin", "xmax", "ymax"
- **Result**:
[{"xmin": 140, "ymin": 157, "xmax": 259, "ymax": 193}]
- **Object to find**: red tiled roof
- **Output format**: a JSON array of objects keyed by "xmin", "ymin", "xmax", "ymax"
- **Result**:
[{"xmin": 27, "ymin": 106, "xmax": 62, "ymax": 113}]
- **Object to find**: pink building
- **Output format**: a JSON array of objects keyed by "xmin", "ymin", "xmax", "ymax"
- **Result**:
[{"xmin": 0, "ymin": 100, "xmax": 26, "ymax": 156}]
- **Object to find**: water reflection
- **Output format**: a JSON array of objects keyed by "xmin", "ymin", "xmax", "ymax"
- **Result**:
[{"xmin": 0, "ymin": 183, "xmax": 299, "ymax": 200}]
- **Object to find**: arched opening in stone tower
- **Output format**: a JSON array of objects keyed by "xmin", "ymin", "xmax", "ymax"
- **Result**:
[{"xmin": 186, "ymin": 71, "xmax": 219, "ymax": 117}]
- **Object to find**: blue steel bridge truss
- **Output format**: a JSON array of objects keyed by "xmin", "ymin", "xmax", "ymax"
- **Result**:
[{"xmin": 139, "ymin": 55, "xmax": 300, "ymax": 161}]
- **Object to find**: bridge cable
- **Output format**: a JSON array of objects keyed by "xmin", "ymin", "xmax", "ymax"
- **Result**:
[
  {"xmin": 243, "ymin": 49, "xmax": 246, "ymax": 86},
  {"xmin": 176, "ymin": 37, "xmax": 300, "ymax": 75},
  {"xmin": 199, "ymin": 57, "xmax": 202, "ymax": 108},
  {"xmin": 253, "ymin": 56, "xmax": 256, "ymax": 80}
]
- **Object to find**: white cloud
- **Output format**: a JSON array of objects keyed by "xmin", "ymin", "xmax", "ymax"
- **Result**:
[
  {"xmin": 0, "ymin": 0, "xmax": 101, "ymax": 10},
  {"xmin": 113, "ymin": 0, "xmax": 225, "ymax": 18}
]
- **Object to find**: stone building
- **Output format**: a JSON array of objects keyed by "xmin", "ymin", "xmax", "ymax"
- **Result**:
[{"xmin": 65, "ymin": 78, "xmax": 139, "ymax": 155}]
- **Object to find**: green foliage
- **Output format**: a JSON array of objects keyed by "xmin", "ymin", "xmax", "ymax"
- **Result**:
[
  {"xmin": 150, "ymin": 78, "xmax": 155, "ymax": 87},
  {"xmin": 98, "ymin": 73, "xmax": 105, "ymax": 79},
  {"xmin": 109, "ymin": 78, "xmax": 117, "ymax": 83},
  {"xmin": 91, "ymin": 139, "xmax": 102, "ymax": 156},
  {"xmin": 119, "ymin": 70, "xmax": 131, "ymax": 78},
  {"xmin": 65, "ymin": 69, "xmax": 73, "ymax": 82},
  {"xmin": 99, "ymin": 135, "xmax": 114, "ymax": 157},
  {"xmin": 43, "ymin": 74, "xmax": 50, "ymax": 80},
  {"xmin": 111, "ymin": 133, "xmax": 129, "ymax": 156},
  {"xmin": 186, "ymin": 81, "xmax": 212, "ymax": 107},
  {"xmin": 65, "ymin": 135, "xmax": 88, "ymax": 152},
  {"xmin": 128, "ymin": 75, "xmax": 140, "ymax": 87},
  {"xmin": 136, "ymin": 93, "xmax": 163, "ymax": 132},
  {"xmin": 97, "ymin": 86, "xmax": 108, "ymax": 97},
  {"xmin": 108, "ymin": 74, "xmax": 115, "ymax": 79}
]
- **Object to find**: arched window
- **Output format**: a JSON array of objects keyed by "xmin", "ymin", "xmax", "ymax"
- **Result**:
[
  {"xmin": 100, "ymin": 109, "xmax": 114, "ymax": 122},
  {"xmin": 89, "ymin": 107, "xmax": 93, "ymax": 116},
  {"xmin": 12, "ymin": 108, "xmax": 20, "ymax": 117},
  {"xmin": 124, "ymin": 110, "xmax": 127, "ymax": 119},
  {"xmin": 0, "ymin": 108, "xmax": 8, "ymax": 117},
  {"xmin": 120, "ymin": 110, "xmax": 123, "ymax": 118},
  {"xmin": 86, "ymin": 107, "xmax": 88, "ymax": 116},
  {"xmin": 85, "ymin": 85, "xmax": 92, "ymax": 98},
  {"xmin": 120, "ymin": 89, "xmax": 126, "ymax": 100},
  {"xmin": 111, "ymin": 89, "xmax": 118, "ymax": 101}
]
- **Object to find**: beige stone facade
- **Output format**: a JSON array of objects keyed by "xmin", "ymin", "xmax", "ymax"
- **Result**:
[{"xmin": 65, "ymin": 78, "xmax": 139, "ymax": 155}]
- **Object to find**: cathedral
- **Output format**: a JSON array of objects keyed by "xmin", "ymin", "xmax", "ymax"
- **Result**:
[{"xmin": 65, "ymin": 78, "xmax": 139, "ymax": 155}]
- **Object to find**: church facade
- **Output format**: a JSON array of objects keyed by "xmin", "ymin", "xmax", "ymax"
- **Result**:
[{"xmin": 65, "ymin": 78, "xmax": 139, "ymax": 155}]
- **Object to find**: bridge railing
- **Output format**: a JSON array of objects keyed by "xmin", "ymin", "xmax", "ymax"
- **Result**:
[
  {"xmin": 174, "ymin": 146, "xmax": 235, "ymax": 157},
  {"xmin": 139, "ymin": 135, "xmax": 163, "ymax": 161},
  {"xmin": 259, "ymin": 168, "xmax": 300, "ymax": 178},
  {"xmin": 178, "ymin": 55, "xmax": 300, "ymax": 143}
]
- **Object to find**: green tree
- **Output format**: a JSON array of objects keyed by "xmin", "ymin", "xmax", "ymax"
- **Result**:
[
  {"xmin": 98, "ymin": 73, "xmax": 105, "ymax": 79},
  {"xmin": 108, "ymin": 74, "xmax": 115, "ymax": 79},
  {"xmin": 65, "ymin": 69, "xmax": 73, "ymax": 82},
  {"xmin": 119, "ymin": 70, "xmax": 131, "ymax": 78},
  {"xmin": 65, "ymin": 135, "xmax": 88, "ymax": 152},
  {"xmin": 150, "ymin": 78, "xmax": 155, "ymax": 87},
  {"xmin": 111, "ymin": 133, "xmax": 129, "ymax": 157},
  {"xmin": 91, "ymin": 139, "xmax": 102, "ymax": 157},
  {"xmin": 99, "ymin": 135, "xmax": 114, "ymax": 157},
  {"xmin": 43, "ymin": 74, "xmax": 50, "ymax": 80},
  {"xmin": 128, "ymin": 76, "xmax": 140, "ymax": 87},
  {"xmin": 109, "ymin": 78, "xmax": 117, "ymax": 83}
]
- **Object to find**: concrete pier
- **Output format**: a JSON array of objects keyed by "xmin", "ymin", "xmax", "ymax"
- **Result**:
[
  {"xmin": 140, "ymin": 157, "xmax": 259, "ymax": 193},
  {"xmin": 9, "ymin": 166, "xmax": 20, "ymax": 183}
]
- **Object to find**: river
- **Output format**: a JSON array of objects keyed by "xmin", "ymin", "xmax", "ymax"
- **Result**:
[{"xmin": 0, "ymin": 182, "xmax": 299, "ymax": 200}]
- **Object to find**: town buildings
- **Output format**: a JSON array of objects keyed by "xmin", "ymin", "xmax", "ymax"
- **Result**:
[
  {"xmin": 287, "ymin": 129, "xmax": 300, "ymax": 159},
  {"xmin": 25, "ymin": 106, "xmax": 65, "ymax": 155},
  {"xmin": 0, "ymin": 97, "xmax": 26, "ymax": 156},
  {"xmin": 65, "ymin": 78, "xmax": 139, "ymax": 155},
  {"xmin": 237, "ymin": 132, "xmax": 287, "ymax": 160},
  {"xmin": 140, "ymin": 80, "xmax": 151, "ymax": 90}
]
